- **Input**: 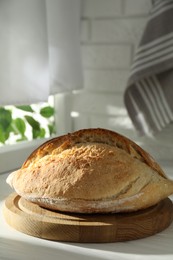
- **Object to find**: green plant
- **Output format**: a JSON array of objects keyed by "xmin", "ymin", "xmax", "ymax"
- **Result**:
[{"xmin": 0, "ymin": 104, "xmax": 55, "ymax": 145}]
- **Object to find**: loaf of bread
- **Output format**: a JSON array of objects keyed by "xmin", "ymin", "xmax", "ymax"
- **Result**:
[{"xmin": 6, "ymin": 128, "xmax": 173, "ymax": 213}]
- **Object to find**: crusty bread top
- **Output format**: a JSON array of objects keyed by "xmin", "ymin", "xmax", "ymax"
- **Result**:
[
  {"xmin": 6, "ymin": 128, "xmax": 173, "ymax": 213},
  {"xmin": 22, "ymin": 128, "xmax": 166, "ymax": 178}
]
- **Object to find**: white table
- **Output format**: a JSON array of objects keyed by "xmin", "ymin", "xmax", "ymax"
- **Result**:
[{"xmin": 1, "ymin": 164, "xmax": 173, "ymax": 260}]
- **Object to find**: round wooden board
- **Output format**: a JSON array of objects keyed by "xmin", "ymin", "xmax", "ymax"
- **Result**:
[{"xmin": 3, "ymin": 193, "xmax": 173, "ymax": 243}]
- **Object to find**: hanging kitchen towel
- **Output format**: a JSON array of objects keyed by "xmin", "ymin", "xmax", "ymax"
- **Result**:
[
  {"xmin": 124, "ymin": 0, "xmax": 173, "ymax": 136},
  {"xmin": 0, "ymin": 0, "xmax": 82, "ymax": 106}
]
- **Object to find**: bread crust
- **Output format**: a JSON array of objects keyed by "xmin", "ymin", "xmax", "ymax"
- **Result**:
[{"xmin": 6, "ymin": 128, "xmax": 173, "ymax": 213}]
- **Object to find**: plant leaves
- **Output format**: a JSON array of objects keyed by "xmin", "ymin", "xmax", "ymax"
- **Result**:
[
  {"xmin": 0, "ymin": 125, "xmax": 10, "ymax": 144},
  {"xmin": 25, "ymin": 116, "xmax": 40, "ymax": 130},
  {"xmin": 25, "ymin": 115, "xmax": 41, "ymax": 139},
  {"xmin": 16, "ymin": 136, "xmax": 28, "ymax": 142},
  {"xmin": 0, "ymin": 103, "xmax": 54, "ymax": 144},
  {"xmin": 0, "ymin": 125, "xmax": 6, "ymax": 143},
  {"xmin": 39, "ymin": 128, "xmax": 46, "ymax": 138},
  {"xmin": 40, "ymin": 106, "xmax": 54, "ymax": 118},
  {"xmin": 15, "ymin": 105, "xmax": 34, "ymax": 112},
  {"xmin": 13, "ymin": 118, "xmax": 26, "ymax": 137},
  {"xmin": 0, "ymin": 107, "xmax": 12, "ymax": 130},
  {"xmin": 32, "ymin": 128, "xmax": 46, "ymax": 139},
  {"xmin": 48, "ymin": 123, "xmax": 56, "ymax": 135}
]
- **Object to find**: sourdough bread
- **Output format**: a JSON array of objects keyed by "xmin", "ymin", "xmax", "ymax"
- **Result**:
[{"xmin": 6, "ymin": 128, "xmax": 173, "ymax": 213}]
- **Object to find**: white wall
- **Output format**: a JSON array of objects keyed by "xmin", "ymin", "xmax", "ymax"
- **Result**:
[
  {"xmin": 55, "ymin": 0, "xmax": 173, "ymax": 163},
  {"xmin": 81, "ymin": 0, "xmax": 150, "ymax": 92}
]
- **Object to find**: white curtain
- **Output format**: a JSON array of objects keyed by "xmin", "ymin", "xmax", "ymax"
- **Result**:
[{"xmin": 0, "ymin": 0, "xmax": 83, "ymax": 105}]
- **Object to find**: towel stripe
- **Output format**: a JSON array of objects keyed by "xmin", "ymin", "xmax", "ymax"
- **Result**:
[
  {"xmin": 146, "ymin": 77, "xmax": 170, "ymax": 124},
  {"xmin": 132, "ymin": 43, "xmax": 173, "ymax": 70},
  {"xmin": 131, "ymin": 51, "xmax": 173, "ymax": 75},
  {"xmin": 135, "ymin": 76, "xmax": 173, "ymax": 133},
  {"xmin": 132, "ymin": 32, "xmax": 173, "ymax": 69},
  {"xmin": 150, "ymin": 3, "xmax": 173, "ymax": 19},
  {"xmin": 136, "ymin": 81, "xmax": 162, "ymax": 131},
  {"xmin": 133, "ymin": 34, "xmax": 173, "ymax": 62},
  {"xmin": 128, "ymin": 92, "xmax": 152, "ymax": 135},
  {"xmin": 152, "ymin": 76, "xmax": 173, "ymax": 121},
  {"xmin": 135, "ymin": 32, "xmax": 173, "ymax": 54},
  {"xmin": 140, "ymin": 79, "xmax": 165, "ymax": 128},
  {"xmin": 151, "ymin": 0, "xmax": 173, "ymax": 14}
]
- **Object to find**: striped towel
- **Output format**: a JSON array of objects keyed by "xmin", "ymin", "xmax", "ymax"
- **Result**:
[{"xmin": 124, "ymin": 0, "xmax": 173, "ymax": 136}]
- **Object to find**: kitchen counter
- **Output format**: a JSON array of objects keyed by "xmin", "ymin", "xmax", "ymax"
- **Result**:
[{"xmin": 1, "ymin": 164, "xmax": 173, "ymax": 260}]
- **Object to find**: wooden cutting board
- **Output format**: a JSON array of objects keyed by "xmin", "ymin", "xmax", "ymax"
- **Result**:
[{"xmin": 3, "ymin": 193, "xmax": 173, "ymax": 243}]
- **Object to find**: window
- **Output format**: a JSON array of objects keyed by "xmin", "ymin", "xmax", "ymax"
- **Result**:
[
  {"xmin": 0, "ymin": 97, "xmax": 55, "ymax": 146},
  {"xmin": 0, "ymin": 96, "xmax": 56, "ymax": 173}
]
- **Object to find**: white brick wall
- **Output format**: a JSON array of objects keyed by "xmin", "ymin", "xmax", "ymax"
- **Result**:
[
  {"xmin": 91, "ymin": 18, "xmax": 147, "ymax": 44},
  {"xmin": 124, "ymin": 0, "xmax": 151, "ymax": 15},
  {"xmin": 82, "ymin": 45, "xmax": 132, "ymax": 69},
  {"xmin": 83, "ymin": 69, "xmax": 130, "ymax": 92},
  {"xmin": 55, "ymin": 0, "xmax": 173, "ymax": 163},
  {"xmin": 81, "ymin": 0, "xmax": 150, "ymax": 93},
  {"xmin": 81, "ymin": 0, "xmax": 122, "ymax": 18}
]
